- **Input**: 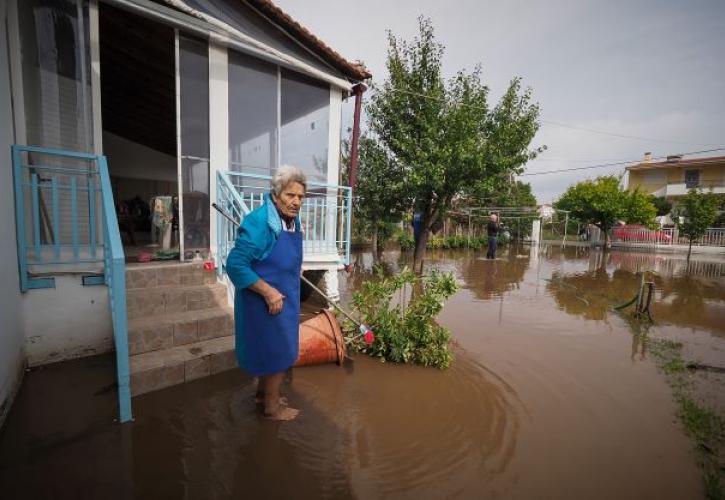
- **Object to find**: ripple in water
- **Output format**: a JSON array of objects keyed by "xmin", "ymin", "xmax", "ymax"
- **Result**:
[{"xmin": 280, "ymin": 349, "xmax": 522, "ymax": 498}]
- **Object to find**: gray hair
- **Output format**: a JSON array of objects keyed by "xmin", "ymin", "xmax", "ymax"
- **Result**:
[{"xmin": 272, "ymin": 165, "xmax": 307, "ymax": 196}]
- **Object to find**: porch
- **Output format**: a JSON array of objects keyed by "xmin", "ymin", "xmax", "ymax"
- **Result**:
[{"xmin": 11, "ymin": 144, "xmax": 351, "ymax": 422}]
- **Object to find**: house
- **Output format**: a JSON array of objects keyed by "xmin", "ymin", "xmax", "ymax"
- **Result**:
[
  {"xmin": 538, "ymin": 204, "xmax": 555, "ymax": 221},
  {"xmin": 625, "ymin": 152, "xmax": 725, "ymax": 200},
  {"xmin": 0, "ymin": 0, "xmax": 370, "ymax": 427}
]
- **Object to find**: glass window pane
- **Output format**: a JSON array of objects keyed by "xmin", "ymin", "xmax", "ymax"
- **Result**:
[
  {"xmin": 281, "ymin": 69, "xmax": 330, "ymax": 183},
  {"xmin": 18, "ymin": 0, "xmax": 93, "ymax": 152},
  {"xmin": 228, "ymin": 50, "xmax": 277, "ymax": 177},
  {"xmin": 179, "ymin": 35, "xmax": 210, "ymax": 256}
]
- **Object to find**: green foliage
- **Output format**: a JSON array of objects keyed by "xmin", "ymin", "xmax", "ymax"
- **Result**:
[
  {"xmin": 367, "ymin": 17, "xmax": 543, "ymax": 266},
  {"xmin": 426, "ymin": 235, "xmax": 489, "ymax": 249},
  {"xmin": 470, "ymin": 179, "xmax": 538, "ymax": 208},
  {"xmin": 675, "ymin": 189, "xmax": 720, "ymax": 243},
  {"xmin": 650, "ymin": 195, "xmax": 673, "ymax": 216},
  {"xmin": 342, "ymin": 136, "xmax": 408, "ymax": 250},
  {"xmin": 554, "ymin": 175, "xmax": 657, "ymax": 243},
  {"xmin": 397, "ymin": 231, "xmax": 415, "ymax": 251},
  {"xmin": 346, "ymin": 267, "xmax": 459, "ymax": 369}
]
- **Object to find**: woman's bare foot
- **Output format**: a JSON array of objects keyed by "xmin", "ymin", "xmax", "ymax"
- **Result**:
[
  {"xmin": 263, "ymin": 404, "xmax": 300, "ymax": 421},
  {"xmin": 254, "ymin": 394, "xmax": 288, "ymax": 406}
]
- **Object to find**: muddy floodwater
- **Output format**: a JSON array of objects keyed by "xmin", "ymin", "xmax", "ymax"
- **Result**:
[{"xmin": 1, "ymin": 245, "xmax": 724, "ymax": 499}]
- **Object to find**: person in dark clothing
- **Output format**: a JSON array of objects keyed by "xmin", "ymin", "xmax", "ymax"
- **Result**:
[
  {"xmin": 412, "ymin": 211, "xmax": 423, "ymax": 249},
  {"xmin": 486, "ymin": 214, "xmax": 500, "ymax": 259}
]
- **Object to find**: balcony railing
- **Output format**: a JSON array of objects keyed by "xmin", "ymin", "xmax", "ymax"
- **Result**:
[
  {"xmin": 215, "ymin": 170, "xmax": 352, "ymax": 271},
  {"xmin": 12, "ymin": 145, "xmax": 131, "ymax": 423}
]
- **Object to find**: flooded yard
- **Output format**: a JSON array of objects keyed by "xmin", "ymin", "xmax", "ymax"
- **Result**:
[{"xmin": 1, "ymin": 246, "xmax": 723, "ymax": 499}]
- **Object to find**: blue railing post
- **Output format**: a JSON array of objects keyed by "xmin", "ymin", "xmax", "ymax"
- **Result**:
[
  {"xmin": 12, "ymin": 146, "xmax": 29, "ymax": 292},
  {"xmin": 97, "ymin": 154, "xmax": 132, "ymax": 424}
]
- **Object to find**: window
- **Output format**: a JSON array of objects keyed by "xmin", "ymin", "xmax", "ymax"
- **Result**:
[
  {"xmin": 179, "ymin": 35, "xmax": 210, "ymax": 257},
  {"xmin": 280, "ymin": 69, "xmax": 330, "ymax": 183},
  {"xmin": 18, "ymin": 0, "xmax": 93, "ymax": 152},
  {"xmin": 228, "ymin": 51, "xmax": 277, "ymax": 177},
  {"xmin": 685, "ymin": 170, "xmax": 700, "ymax": 189}
]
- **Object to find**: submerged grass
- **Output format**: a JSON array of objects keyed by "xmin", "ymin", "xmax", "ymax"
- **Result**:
[{"xmin": 647, "ymin": 337, "xmax": 725, "ymax": 500}]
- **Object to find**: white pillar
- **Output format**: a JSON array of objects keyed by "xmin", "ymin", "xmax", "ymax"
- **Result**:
[
  {"xmin": 208, "ymin": 42, "xmax": 228, "ymax": 260},
  {"xmin": 89, "ymin": 0, "xmax": 103, "ymax": 154},
  {"xmin": 531, "ymin": 219, "xmax": 541, "ymax": 245},
  {"xmin": 325, "ymin": 87, "xmax": 343, "ymax": 255}
]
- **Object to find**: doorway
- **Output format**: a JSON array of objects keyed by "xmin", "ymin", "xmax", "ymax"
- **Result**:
[{"xmin": 99, "ymin": 4, "xmax": 179, "ymax": 262}]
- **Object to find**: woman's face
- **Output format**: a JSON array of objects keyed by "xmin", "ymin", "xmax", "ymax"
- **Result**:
[{"xmin": 273, "ymin": 181, "xmax": 305, "ymax": 219}]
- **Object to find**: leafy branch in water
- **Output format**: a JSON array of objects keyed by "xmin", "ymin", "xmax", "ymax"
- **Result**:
[{"xmin": 345, "ymin": 267, "xmax": 458, "ymax": 369}]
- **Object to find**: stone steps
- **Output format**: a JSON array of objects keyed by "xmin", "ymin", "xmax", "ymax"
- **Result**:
[
  {"xmin": 128, "ymin": 307, "xmax": 234, "ymax": 356},
  {"xmin": 125, "ymin": 262, "xmax": 238, "ymax": 396},
  {"xmin": 130, "ymin": 336, "xmax": 237, "ymax": 396},
  {"xmin": 126, "ymin": 283, "xmax": 228, "ymax": 319}
]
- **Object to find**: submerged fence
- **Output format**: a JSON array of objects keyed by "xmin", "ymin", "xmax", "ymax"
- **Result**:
[{"xmin": 609, "ymin": 226, "xmax": 725, "ymax": 247}]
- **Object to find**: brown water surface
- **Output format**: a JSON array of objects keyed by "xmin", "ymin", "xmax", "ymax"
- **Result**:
[{"xmin": 1, "ymin": 245, "xmax": 723, "ymax": 499}]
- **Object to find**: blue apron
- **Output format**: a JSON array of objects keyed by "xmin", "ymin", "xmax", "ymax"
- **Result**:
[{"xmin": 235, "ymin": 228, "xmax": 302, "ymax": 376}]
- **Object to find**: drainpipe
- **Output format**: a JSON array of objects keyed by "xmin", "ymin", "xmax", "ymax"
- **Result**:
[{"xmin": 348, "ymin": 83, "xmax": 366, "ymax": 195}]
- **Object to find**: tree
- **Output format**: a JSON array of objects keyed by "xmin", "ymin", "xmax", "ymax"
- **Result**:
[
  {"xmin": 675, "ymin": 189, "xmax": 720, "ymax": 262},
  {"xmin": 554, "ymin": 175, "xmax": 656, "ymax": 247},
  {"xmin": 368, "ymin": 18, "xmax": 543, "ymax": 271},
  {"xmin": 649, "ymin": 195, "xmax": 673, "ymax": 217},
  {"xmin": 355, "ymin": 136, "xmax": 408, "ymax": 258}
]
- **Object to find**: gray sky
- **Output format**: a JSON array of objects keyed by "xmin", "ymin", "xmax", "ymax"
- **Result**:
[{"xmin": 275, "ymin": 0, "xmax": 725, "ymax": 203}]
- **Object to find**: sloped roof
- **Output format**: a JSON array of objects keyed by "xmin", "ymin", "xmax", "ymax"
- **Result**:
[
  {"xmin": 245, "ymin": 0, "xmax": 371, "ymax": 81},
  {"xmin": 626, "ymin": 156, "xmax": 725, "ymax": 171}
]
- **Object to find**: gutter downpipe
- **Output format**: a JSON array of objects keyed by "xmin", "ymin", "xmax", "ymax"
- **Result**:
[{"xmin": 348, "ymin": 83, "xmax": 366, "ymax": 195}]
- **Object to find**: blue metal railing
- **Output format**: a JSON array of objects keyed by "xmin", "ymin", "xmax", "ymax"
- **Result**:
[
  {"xmin": 215, "ymin": 170, "xmax": 352, "ymax": 271},
  {"xmin": 12, "ymin": 145, "xmax": 132, "ymax": 423}
]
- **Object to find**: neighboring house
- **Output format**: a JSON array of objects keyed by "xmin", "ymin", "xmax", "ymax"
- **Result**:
[
  {"xmin": 0, "ymin": 0, "xmax": 369, "ymax": 426},
  {"xmin": 538, "ymin": 204, "xmax": 555, "ymax": 221},
  {"xmin": 626, "ymin": 152, "xmax": 725, "ymax": 200}
]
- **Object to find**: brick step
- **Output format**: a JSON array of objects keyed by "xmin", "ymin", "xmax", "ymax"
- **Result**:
[
  {"xmin": 126, "ymin": 283, "xmax": 228, "ymax": 319},
  {"xmin": 126, "ymin": 262, "xmax": 217, "ymax": 290},
  {"xmin": 130, "ymin": 336, "xmax": 237, "ymax": 396},
  {"xmin": 128, "ymin": 307, "xmax": 234, "ymax": 356}
]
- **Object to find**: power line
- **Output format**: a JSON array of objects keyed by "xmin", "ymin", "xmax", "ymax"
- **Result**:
[
  {"xmin": 369, "ymin": 86, "xmax": 720, "ymax": 147},
  {"xmin": 539, "ymin": 120, "xmax": 719, "ymax": 147},
  {"xmin": 519, "ymin": 148, "xmax": 725, "ymax": 177}
]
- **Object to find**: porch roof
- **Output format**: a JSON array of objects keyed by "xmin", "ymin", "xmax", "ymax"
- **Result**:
[{"xmin": 244, "ymin": 0, "xmax": 371, "ymax": 81}]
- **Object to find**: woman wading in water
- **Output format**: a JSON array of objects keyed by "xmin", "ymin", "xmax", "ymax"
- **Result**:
[{"xmin": 226, "ymin": 166, "xmax": 306, "ymax": 421}]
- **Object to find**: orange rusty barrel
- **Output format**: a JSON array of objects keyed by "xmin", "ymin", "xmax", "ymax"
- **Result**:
[{"xmin": 295, "ymin": 309, "xmax": 346, "ymax": 367}]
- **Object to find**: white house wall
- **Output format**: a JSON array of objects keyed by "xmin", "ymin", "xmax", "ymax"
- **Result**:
[
  {"xmin": 0, "ymin": 0, "xmax": 27, "ymax": 428},
  {"xmin": 21, "ymin": 276, "xmax": 113, "ymax": 367}
]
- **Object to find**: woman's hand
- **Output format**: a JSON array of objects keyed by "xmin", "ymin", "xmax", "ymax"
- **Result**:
[{"xmin": 264, "ymin": 288, "xmax": 285, "ymax": 315}]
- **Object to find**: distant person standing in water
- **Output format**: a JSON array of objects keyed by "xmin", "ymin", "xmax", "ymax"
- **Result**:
[{"xmin": 486, "ymin": 214, "xmax": 500, "ymax": 259}]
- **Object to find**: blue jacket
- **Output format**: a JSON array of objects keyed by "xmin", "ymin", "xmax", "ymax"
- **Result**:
[{"xmin": 226, "ymin": 193, "xmax": 301, "ymax": 289}]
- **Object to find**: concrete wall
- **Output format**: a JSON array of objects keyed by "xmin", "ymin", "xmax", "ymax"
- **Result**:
[
  {"xmin": 0, "ymin": 0, "xmax": 27, "ymax": 429},
  {"xmin": 21, "ymin": 275, "xmax": 113, "ymax": 367}
]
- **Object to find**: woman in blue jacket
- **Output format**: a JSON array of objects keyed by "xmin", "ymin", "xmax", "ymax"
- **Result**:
[{"xmin": 226, "ymin": 166, "xmax": 306, "ymax": 421}]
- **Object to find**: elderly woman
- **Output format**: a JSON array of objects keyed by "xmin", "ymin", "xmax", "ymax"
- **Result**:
[{"xmin": 226, "ymin": 166, "xmax": 306, "ymax": 421}]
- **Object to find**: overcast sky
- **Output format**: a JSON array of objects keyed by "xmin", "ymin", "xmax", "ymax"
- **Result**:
[{"xmin": 275, "ymin": 0, "xmax": 725, "ymax": 203}]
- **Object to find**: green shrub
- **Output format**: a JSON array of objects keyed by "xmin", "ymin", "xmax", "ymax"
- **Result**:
[
  {"xmin": 345, "ymin": 267, "xmax": 458, "ymax": 369},
  {"xmin": 427, "ymin": 235, "xmax": 446, "ymax": 249},
  {"xmin": 397, "ymin": 231, "xmax": 415, "ymax": 251}
]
